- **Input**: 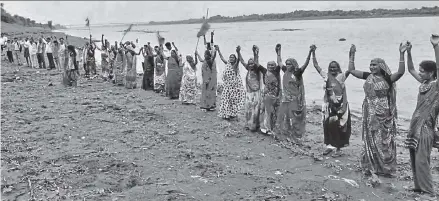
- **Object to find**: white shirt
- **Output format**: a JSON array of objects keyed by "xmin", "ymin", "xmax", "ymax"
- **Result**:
[
  {"xmin": 23, "ymin": 41, "xmax": 31, "ymax": 49},
  {"xmin": 45, "ymin": 41, "xmax": 53, "ymax": 53},
  {"xmin": 14, "ymin": 42, "xmax": 20, "ymax": 51},
  {"xmin": 0, "ymin": 36, "xmax": 7, "ymax": 45},
  {"xmin": 31, "ymin": 43, "xmax": 37, "ymax": 55},
  {"xmin": 59, "ymin": 43, "xmax": 66, "ymax": 54}
]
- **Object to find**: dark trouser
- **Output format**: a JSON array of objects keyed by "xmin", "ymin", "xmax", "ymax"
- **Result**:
[
  {"xmin": 37, "ymin": 53, "xmax": 46, "ymax": 68},
  {"xmin": 47, "ymin": 53, "xmax": 55, "ymax": 69},
  {"xmin": 7, "ymin": 51, "xmax": 13, "ymax": 63}
]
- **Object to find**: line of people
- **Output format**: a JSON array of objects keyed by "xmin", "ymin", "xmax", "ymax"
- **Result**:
[
  {"xmin": 1, "ymin": 33, "xmax": 69, "ymax": 71},
  {"xmin": 40, "ymin": 31, "xmax": 439, "ymax": 197}
]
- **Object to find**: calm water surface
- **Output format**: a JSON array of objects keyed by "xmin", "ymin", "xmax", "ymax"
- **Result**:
[{"xmin": 60, "ymin": 16, "xmax": 439, "ymax": 128}]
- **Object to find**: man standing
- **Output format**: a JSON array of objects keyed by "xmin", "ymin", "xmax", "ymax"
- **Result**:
[
  {"xmin": 45, "ymin": 37, "xmax": 56, "ymax": 70},
  {"xmin": 13, "ymin": 37, "xmax": 22, "ymax": 65},
  {"xmin": 37, "ymin": 38, "xmax": 46, "ymax": 69}
]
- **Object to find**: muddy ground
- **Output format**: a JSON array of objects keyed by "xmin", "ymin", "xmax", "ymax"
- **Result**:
[{"xmin": 1, "ymin": 60, "xmax": 438, "ymax": 201}]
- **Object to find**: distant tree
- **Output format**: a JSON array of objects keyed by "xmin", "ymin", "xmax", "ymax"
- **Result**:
[{"xmin": 48, "ymin": 20, "xmax": 53, "ymax": 29}]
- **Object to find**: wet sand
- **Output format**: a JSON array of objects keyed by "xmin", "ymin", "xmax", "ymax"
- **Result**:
[{"xmin": 1, "ymin": 61, "xmax": 438, "ymax": 201}]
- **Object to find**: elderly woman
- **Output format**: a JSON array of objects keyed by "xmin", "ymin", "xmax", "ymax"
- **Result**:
[
  {"xmin": 164, "ymin": 43, "xmax": 184, "ymax": 99},
  {"xmin": 179, "ymin": 54, "xmax": 198, "ymax": 105},
  {"xmin": 311, "ymin": 45, "xmax": 354, "ymax": 157},
  {"xmin": 237, "ymin": 45, "xmax": 266, "ymax": 131},
  {"xmin": 62, "ymin": 45, "xmax": 79, "ymax": 87},
  {"xmin": 349, "ymin": 43, "xmax": 407, "ymax": 178},
  {"xmin": 196, "ymin": 45, "xmax": 218, "ymax": 112},
  {"xmin": 125, "ymin": 42, "xmax": 138, "ymax": 89},
  {"xmin": 217, "ymin": 45, "xmax": 246, "ymax": 120},
  {"xmin": 260, "ymin": 57, "xmax": 282, "ymax": 135},
  {"xmin": 404, "ymin": 36, "xmax": 439, "ymax": 197},
  {"xmin": 274, "ymin": 44, "xmax": 312, "ymax": 144}
]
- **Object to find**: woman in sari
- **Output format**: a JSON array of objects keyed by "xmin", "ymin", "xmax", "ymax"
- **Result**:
[
  {"xmin": 108, "ymin": 45, "xmax": 116, "ymax": 80},
  {"xmin": 125, "ymin": 43, "xmax": 138, "ymax": 89},
  {"xmin": 62, "ymin": 45, "xmax": 79, "ymax": 87},
  {"xmin": 273, "ymin": 44, "xmax": 312, "ymax": 143},
  {"xmin": 154, "ymin": 52, "xmax": 166, "ymax": 94},
  {"xmin": 217, "ymin": 45, "xmax": 246, "ymax": 120},
  {"xmin": 312, "ymin": 45, "xmax": 353, "ymax": 157},
  {"xmin": 165, "ymin": 47, "xmax": 184, "ymax": 99},
  {"xmin": 404, "ymin": 35, "xmax": 439, "ymax": 197},
  {"xmin": 58, "ymin": 37, "xmax": 67, "ymax": 72},
  {"xmin": 30, "ymin": 38, "xmax": 38, "ymax": 68},
  {"xmin": 260, "ymin": 57, "xmax": 281, "ymax": 136},
  {"xmin": 237, "ymin": 45, "xmax": 266, "ymax": 131},
  {"xmin": 196, "ymin": 46, "xmax": 218, "ymax": 112},
  {"xmin": 97, "ymin": 34, "xmax": 110, "ymax": 81},
  {"xmin": 113, "ymin": 43, "xmax": 125, "ymax": 86},
  {"xmin": 179, "ymin": 54, "xmax": 198, "ymax": 105},
  {"xmin": 141, "ymin": 43, "xmax": 155, "ymax": 90},
  {"xmin": 349, "ymin": 43, "xmax": 407, "ymax": 178}
]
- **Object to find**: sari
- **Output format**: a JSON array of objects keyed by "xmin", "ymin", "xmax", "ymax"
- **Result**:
[
  {"xmin": 218, "ymin": 63, "xmax": 245, "ymax": 119},
  {"xmin": 179, "ymin": 60, "xmax": 197, "ymax": 104},
  {"xmin": 101, "ymin": 49, "xmax": 110, "ymax": 80},
  {"xmin": 405, "ymin": 81, "xmax": 439, "ymax": 195},
  {"xmin": 114, "ymin": 50, "xmax": 125, "ymax": 86},
  {"xmin": 62, "ymin": 52, "xmax": 78, "ymax": 87},
  {"xmin": 58, "ymin": 44, "xmax": 66, "ymax": 71},
  {"xmin": 154, "ymin": 57, "xmax": 166, "ymax": 93},
  {"xmin": 360, "ymin": 59, "xmax": 398, "ymax": 176},
  {"xmin": 260, "ymin": 65, "xmax": 281, "ymax": 134},
  {"xmin": 125, "ymin": 51, "xmax": 137, "ymax": 89},
  {"xmin": 275, "ymin": 67, "xmax": 306, "ymax": 141},
  {"xmin": 244, "ymin": 64, "xmax": 266, "ymax": 131},
  {"xmin": 321, "ymin": 72, "xmax": 351, "ymax": 148},
  {"xmin": 200, "ymin": 60, "xmax": 217, "ymax": 110},
  {"xmin": 165, "ymin": 56, "xmax": 183, "ymax": 99},
  {"xmin": 142, "ymin": 55, "xmax": 155, "ymax": 90}
]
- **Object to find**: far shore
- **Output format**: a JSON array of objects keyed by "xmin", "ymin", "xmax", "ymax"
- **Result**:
[{"xmin": 60, "ymin": 14, "xmax": 439, "ymax": 29}]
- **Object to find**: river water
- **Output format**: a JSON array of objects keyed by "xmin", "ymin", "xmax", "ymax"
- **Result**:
[{"xmin": 59, "ymin": 16, "xmax": 439, "ymax": 128}]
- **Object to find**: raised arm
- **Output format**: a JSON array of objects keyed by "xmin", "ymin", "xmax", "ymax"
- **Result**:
[
  {"xmin": 237, "ymin": 49, "xmax": 247, "ymax": 69},
  {"xmin": 234, "ymin": 46, "xmax": 241, "ymax": 69},
  {"xmin": 348, "ymin": 45, "xmax": 370, "ymax": 80},
  {"xmin": 390, "ymin": 42, "xmax": 407, "ymax": 83},
  {"xmin": 299, "ymin": 46, "xmax": 313, "ymax": 73},
  {"xmin": 211, "ymin": 47, "xmax": 217, "ymax": 62},
  {"xmin": 431, "ymin": 34, "xmax": 439, "ymax": 85},
  {"xmin": 275, "ymin": 44, "xmax": 286, "ymax": 72},
  {"xmin": 171, "ymin": 42, "xmax": 178, "ymax": 52},
  {"xmin": 406, "ymin": 42, "xmax": 422, "ymax": 83},
  {"xmin": 216, "ymin": 46, "xmax": 228, "ymax": 64},
  {"xmin": 346, "ymin": 44, "xmax": 356, "ymax": 78},
  {"xmin": 194, "ymin": 53, "xmax": 199, "ymax": 66},
  {"xmin": 311, "ymin": 46, "xmax": 323, "ymax": 77},
  {"xmin": 210, "ymin": 31, "xmax": 214, "ymax": 45},
  {"xmin": 203, "ymin": 35, "xmax": 207, "ymax": 46}
]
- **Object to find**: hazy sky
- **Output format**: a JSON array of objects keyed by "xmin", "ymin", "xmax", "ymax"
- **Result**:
[{"xmin": 2, "ymin": 1, "xmax": 439, "ymax": 25}]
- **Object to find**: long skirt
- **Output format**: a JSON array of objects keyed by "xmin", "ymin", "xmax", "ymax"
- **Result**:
[
  {"xmin": 179, "ymin": 75, "xmax": 197, "ymax": 104},
  {"xmin": 323, "ymin": 104, "xmax": 352, "ymax": 148},
  {"xmin": 244, "ymin": 90, "xmax": 263, "ymax": 131},
  {"xmin": 200, "ymin": 78, "xmax": 217, "ymax": 110},
  {"xmin": 165, "ymin": 69, "xmax": 182, "ymax": 99},
  {"xmin": 275, "ymin": 101, "xmax": 306, "ymax": 141},
  {"xmin": 154, "ymin": 72, "xmax": 166, "ymax": 92},
  {"xmin": 87, "ymin": 57, "xmax": 97, "ymax": 75},
  {"xmin": 142, "ymin": 62, "xmax": 154, "ymax": 90},
  {"xmin": 260, "ymin": 95, "xmax": 280, "ymax": 134},
  {"xmin": 101, "ymin": 59, "xmax": 109, "ymax": 80},
  {"xmin": 409, "ymin": 125, "xmax": 435, "ymax": 195},
  {"xmin": 125, "ymin": 68, "xmax": 137, "ymax": 89},
  {"xmin": 62, "ymin": 69, "xmax": 78, "ymax": 87},
  {"xmin": 218, "ymin": 83, "xmax": 245, "ymax": 119}
]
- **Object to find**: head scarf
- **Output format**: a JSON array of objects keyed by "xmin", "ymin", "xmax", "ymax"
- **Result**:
[
  {"xmin": 328, "ymin": 61, "xmax": 342, "ymax": 73},
  {"xmin": 372, "ymin": 58, "xmax": 398, "ymax": 120},
  {"xmin": 285, "ymin": 58, "xmax": 299, "ymax": 72},
  {"xmin": 267, "ymin": 61, "xmax": 277, "ymax": 71}
]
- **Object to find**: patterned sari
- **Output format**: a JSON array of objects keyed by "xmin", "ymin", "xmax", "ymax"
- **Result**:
[
  {"xmin": 62, "ymin": 52, "xmax": 78, "ymax": 87},
  {"xmin": 360, "ymin": 61, "xmax": 398, "ymax": 176},
  {"xmin": 405, "ymin": 81, "xmax": 439, "ymax": 195},
  {"xmin": 244, "ymin": 65, "xmax": 266, "ymax": 131},
  {"xmin": 200, "ymin": 60, "xmax": 217, "ymax": 110},
  {"xmin": 125, "ymin": 51, "xmax": 137, "ymax": 89},
  {"xmin": 114, "ymin": 50, "xmax": 125, "ymax": 86},
  {"xmin": 218, "ymin": 63, "xmax": 245, "ymax": 119},
  {"xmin": 179, "ymin": 61, "xmax": 197, "ymax": 104},
  {"xmin": 154, "ymin": 57, "xmax": 166, "ymax": 93},
  {"xmin": 260, "ymin": 66, "xmax": 281, "ymax": 135}
]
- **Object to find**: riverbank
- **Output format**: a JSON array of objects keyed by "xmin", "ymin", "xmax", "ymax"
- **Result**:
[
  {"xmin": 1, "ymin": 59, "xmax": 438, "ymax": 200},
  {"xmin": 1, "ymin": 22, "xmax": 87, "ymax": 47}
]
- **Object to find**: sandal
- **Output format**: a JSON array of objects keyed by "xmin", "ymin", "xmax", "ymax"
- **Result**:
[{"xmin": 323, "ymin": 148, "xmax": 334, "ymax": 156}]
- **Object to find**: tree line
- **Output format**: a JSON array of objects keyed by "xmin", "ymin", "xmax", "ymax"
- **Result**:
[
  {"xmin": 147, "ymin": 6, "xmax": 439, "ymax": 25},
  {"xmin": 1, "ymin": 3, "xmax": 65, "ymax": 29}
]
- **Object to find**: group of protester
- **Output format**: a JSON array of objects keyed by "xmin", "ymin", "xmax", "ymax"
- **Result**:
[{"xmin": 3, "ymin": 30, "xmax": 439, "ymax": 197}]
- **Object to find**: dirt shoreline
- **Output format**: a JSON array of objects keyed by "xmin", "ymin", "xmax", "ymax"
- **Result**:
[{"xmin": 1, "ymin": 61, "xmax": 438, "ymax": 200}]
